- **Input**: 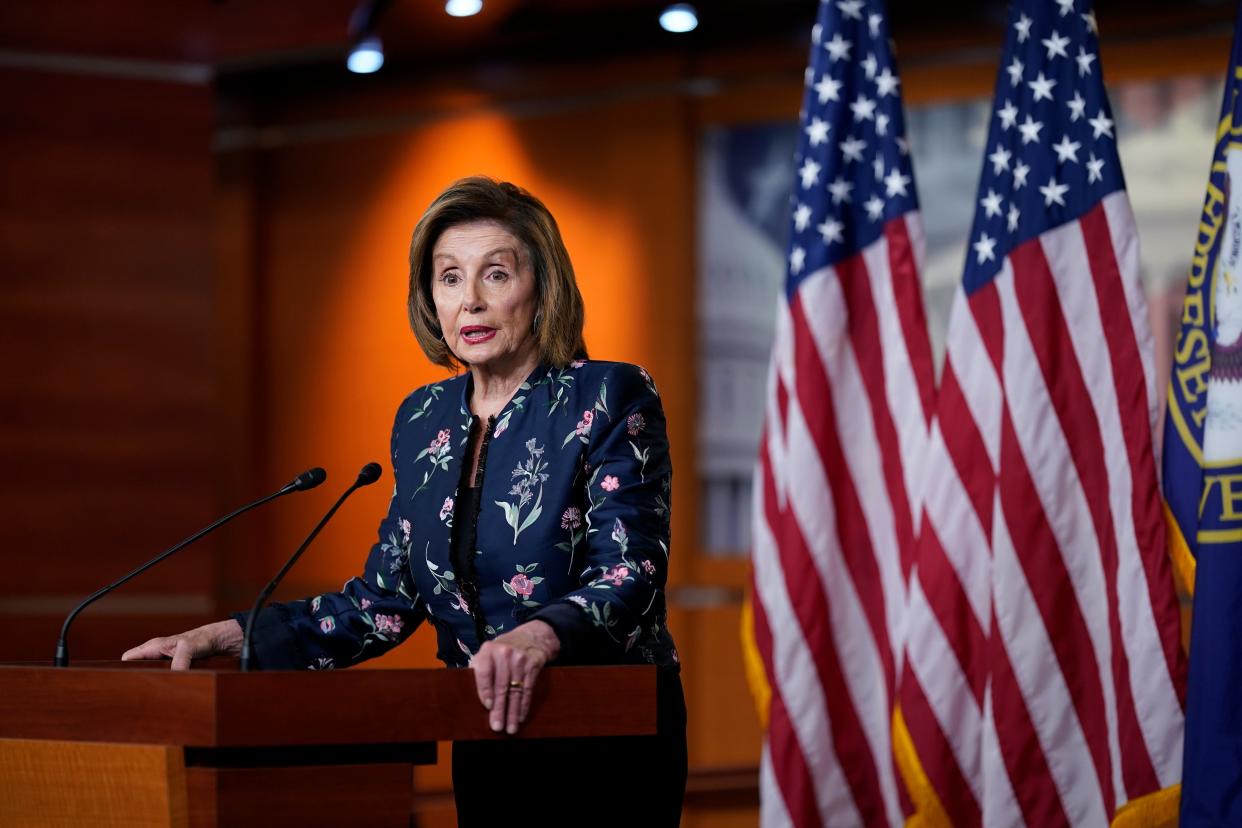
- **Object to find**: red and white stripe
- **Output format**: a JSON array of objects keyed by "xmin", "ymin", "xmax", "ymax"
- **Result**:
[
  {"xmin": 899, "ymin": 191, "xmax": 1185, "ymax": 826},
  {"xmin": 752, "ymin": 213, "xmax": 935, "ymax": 827}
]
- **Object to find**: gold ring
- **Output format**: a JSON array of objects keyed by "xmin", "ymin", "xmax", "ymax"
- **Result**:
[{"xmin": 508, "ymin": 679, "xmax": 523, "ymax": 689}]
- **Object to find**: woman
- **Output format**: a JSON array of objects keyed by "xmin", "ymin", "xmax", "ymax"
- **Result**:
[{"xmin": 123, "ymin": 177, "xmax": 687, "ymax": 824}]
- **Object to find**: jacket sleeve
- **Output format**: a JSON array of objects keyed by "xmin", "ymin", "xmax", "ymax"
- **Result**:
[
  {"xmin": 531, "ymin": 363, "xmax": 672, "ymax": 661},
  {"xmin": 239, "ymin": 403, "xmax": 427, "ymax": 670}
]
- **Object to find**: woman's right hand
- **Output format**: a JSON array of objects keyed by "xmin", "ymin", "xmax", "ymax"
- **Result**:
[{"xmin": 121, "ymin": 619, "xmax": 244, "ymax": 670}]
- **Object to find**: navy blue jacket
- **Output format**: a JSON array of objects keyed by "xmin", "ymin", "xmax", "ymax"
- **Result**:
[{"xmin": 246, "ymin": 360, "xmax": 678, "ymax": 671}]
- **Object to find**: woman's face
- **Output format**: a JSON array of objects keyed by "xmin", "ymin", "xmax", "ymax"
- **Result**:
[{"xmin": 430, "ymin": 220, "xmax": 539, "ymax": 378}]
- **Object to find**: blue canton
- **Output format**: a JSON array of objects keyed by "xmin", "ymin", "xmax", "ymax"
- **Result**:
[
  {"xmin": 963, "ymin": 0, "xmax": 1123, "ymax": 295},
  {"xmin": 786, "ymin": 0, "xmax": 918, "ymax": 298}
]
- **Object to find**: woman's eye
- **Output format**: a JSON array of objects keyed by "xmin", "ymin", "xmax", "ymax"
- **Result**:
[
  {"xmin": 441, "ymin": 272, "xmax": 460, "ymax": 285},
  {"xmin": 487, "ymin": 270, "xmax": 509, "ymax": 281}
]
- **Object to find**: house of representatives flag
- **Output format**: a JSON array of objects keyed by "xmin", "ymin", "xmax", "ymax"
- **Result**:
[
  {"xmin": 895, "ymin": 0, "xmax": 1186, "ymax": 826},
  {"xmin": 1169, "ymin": 6, "xmax": 1242, "ymax": 824},
  {"xmin": 745, "ymin": 0, "xmax": 936, "ymax": 825}
]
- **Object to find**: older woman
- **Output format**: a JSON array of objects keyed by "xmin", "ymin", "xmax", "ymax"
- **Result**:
[{"xmin": 123, "ymin": 177, "xmax": 686, "ymax": 824}]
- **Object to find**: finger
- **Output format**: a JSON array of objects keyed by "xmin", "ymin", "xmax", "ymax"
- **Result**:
[
  {"xmin": 121, "ymin": 637, "xmax": 172, "ymax": 661},
  {"xmin": 472, "ymin": 644, "xmax": 495, "ymax": 711},
  {"xmin": 170, "ymin": 638, "xmax": 194, "ymax": 671},
  {"xmin": 490, "ymin": 649, "xmax": 511, "ymax": 733},
  {"xmin": 505, "ymin": 650, "xmax": 530, "ymax": 734}
]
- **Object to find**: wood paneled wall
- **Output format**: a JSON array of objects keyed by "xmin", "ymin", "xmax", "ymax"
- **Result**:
[{"xmin": 0, "ymin": 66, "xmax": 220, "ymax": 661}]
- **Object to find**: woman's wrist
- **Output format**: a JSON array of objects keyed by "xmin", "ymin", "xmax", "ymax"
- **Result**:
[{"xmin": 522, "ymin": 619, "xmax": 562, "ymax": 661}]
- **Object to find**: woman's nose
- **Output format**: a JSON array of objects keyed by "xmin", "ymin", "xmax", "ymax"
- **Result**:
[{"xmin": 462, "ymin": 275, "xmax": 484, "ymax": 312}]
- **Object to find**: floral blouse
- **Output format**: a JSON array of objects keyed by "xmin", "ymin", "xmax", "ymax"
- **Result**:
[{"xmin": 244, "ymin": 360, "xmax": 679, "ymax": 672}]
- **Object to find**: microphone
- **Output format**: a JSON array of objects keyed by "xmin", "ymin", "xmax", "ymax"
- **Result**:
[
  {"xmin": 54, "ymin": 467, "xmax": 327, "ymax": 667},
  {"xmin": 240, "ymin": 462, "xmax": 383, "ymax": 671}
]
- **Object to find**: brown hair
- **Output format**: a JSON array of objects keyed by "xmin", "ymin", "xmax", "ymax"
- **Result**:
[{"xmin": 408, "ymin": 177, "xmax": 588, "ymax": 370}]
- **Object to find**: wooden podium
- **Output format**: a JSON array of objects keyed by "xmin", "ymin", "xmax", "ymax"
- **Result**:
[{"xmin": 0, "ymin": 660, "xmax": 656, "ymax": 827}]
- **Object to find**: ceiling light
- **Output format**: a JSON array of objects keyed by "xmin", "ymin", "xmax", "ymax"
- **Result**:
[
  {"xmin": 445, "ymin": 0, "xmax": 483, "ymax": 17},
  {"xmin": 347, "ymin": 36, "xmax": 384, "ymax": 74},
  {"xmin": 659, "ymin": 3, "xmax": 698, "ymax": 33}
]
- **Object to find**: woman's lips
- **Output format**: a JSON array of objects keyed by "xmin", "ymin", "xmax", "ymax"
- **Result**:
[{"xmin": 460, "ymin": 326, "xmax": 497, "ymax": 344}]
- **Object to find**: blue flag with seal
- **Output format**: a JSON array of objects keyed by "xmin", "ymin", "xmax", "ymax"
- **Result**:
[{"xmin": 1169, "ymin": 5, "xmax": 1242, "ymax": 824}]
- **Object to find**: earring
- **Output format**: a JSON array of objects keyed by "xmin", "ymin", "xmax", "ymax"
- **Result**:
[{"xmin": 532, "ymin": 311, "xmax": 542, "ymax": 335}]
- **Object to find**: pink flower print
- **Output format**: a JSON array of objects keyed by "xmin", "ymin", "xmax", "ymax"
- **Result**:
[
  {"xmin": 570, "ymin": 359, "xmax": 586, "ymax": 368},
  {"xmin": 440, "ymin": 497, "xmax": 454, "ymax": 522},
  {"xmin": 374, "ymin": 614, "xmax": 404, "ymax": 635},
  {"xmin": 561, "ymin": 507, "xmax": 582, "ymax": 530},
  {"xmin": 319, "ymin": 616, "xmax": 336, "ymax": 634},
  {"xmin": 509, "ymin": 573, "xmax": 535, "ymax": 598},
  {"xmin": 400, "ymin": 518, "xmax": 412, "ymax": 544},
  {"xmin": 454, "ymin": 593, "xmax": 470, "ymax": 614},
  {"xmin": 575, "ymin": 409, "xmax": 594, "ymax": 437},
  {"xmin": 310, "ymin": 596, "xmax": 321, "ymax": 613},
  {"xmin": 641, "ymin": 559, "xmax": 657, "ymax": 576},
  {"xmin": 429, "ymin": 428, "xmax": 451, "ymax": 452},
  {"xmin": 360, "ymin": 598, "xmax": 372, "ymax": 610},
  {"xmin": 626, "ymin": 413, "xmax": 645, "ymax": 435},
  {"xmin": 601, "ymin": 475, "xmax": 620, "ymax": 492},
  {"xmin": 603, "ymin": 565, "xmax": 630, "ymax": 586}
]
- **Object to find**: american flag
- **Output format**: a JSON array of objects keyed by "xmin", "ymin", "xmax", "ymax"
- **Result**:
[
  {"xmin": 748, "ymin": 0, "xmax": 935, "ymax": 824},
  {"xmin": 896, "ymin": 0, "xmax": 1186, "ymax": 825}
]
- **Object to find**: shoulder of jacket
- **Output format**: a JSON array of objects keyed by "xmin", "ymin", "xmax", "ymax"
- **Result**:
[{"xmin": 394, "ymin": 373, "xmax": 467, "ymax": 423}]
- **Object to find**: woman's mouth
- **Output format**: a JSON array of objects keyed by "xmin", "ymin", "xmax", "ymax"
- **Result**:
[{"xmin": 460, "ymin": 326, "xmax": 497, "ymax": 344}]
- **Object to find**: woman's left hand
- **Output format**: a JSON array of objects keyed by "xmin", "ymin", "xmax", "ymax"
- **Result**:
[{"xmin": 471, "ymin": 620, "xmax": 561, "ymax": 734}]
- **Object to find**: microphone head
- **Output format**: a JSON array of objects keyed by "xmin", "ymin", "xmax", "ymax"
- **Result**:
[
  {"xmin": 356, "ymin": 462, "xmax": 383, "ymax": 486},
  {"xmin": 291, "ymin": 467, "xmax": 327, "ymax": 492}
]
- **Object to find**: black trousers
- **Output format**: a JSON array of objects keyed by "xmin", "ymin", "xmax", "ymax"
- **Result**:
[{"xmin": 451, "ymin": 670, "xmax": 687, "ymax": 827}]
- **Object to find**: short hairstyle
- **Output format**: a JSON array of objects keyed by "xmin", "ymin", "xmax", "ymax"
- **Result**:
[{"xmin": 408, "ymin": 177, "xmax": 588, "ymax": 371}]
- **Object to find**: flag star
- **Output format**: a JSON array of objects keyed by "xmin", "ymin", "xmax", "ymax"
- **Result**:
[
  {"xmin": 837, "ymin": 0, "xmax": 864, "ymax": 20},
  {"xmin": 868, "ymin": 12, "xmax": 883, "ymax": 37},
  {"xmin": 1055, "ymin": 0, "xmax": 1074, "ymax": 16},
  {"xmin": 850, "ymin": 94, "xmax": 877, "ymax": 121},
  {"xmin": 828, "ymin": 176, "xmax": 854, "ymax": 204},
  {"xmin": 980, "ymin": 188, "xmax": 1004, "ymax": 218},
  {"xmin": 1014, "ymin": 13, "xmax": 1033, "ymax": 42},
  {"xmin": 1007, "ymin": 57, "xmax": 1025, "ymax": 87},
  {"xmin": 1013, "ymin": 161, "xmax": 1030, "ymax": 188},
  {"xmin": 861, "ymin": 53, "xmax": 878, "ymax": 79},
  {"xmin": 789, "ymin": 245, "xmax": 806, "ymax": 275},
  {"xmin": 1067, "ymin": 91, "xmax": 1087, "ymax": 121},
  {"xmin": 973, "ymin": 232, "xmax": 997, "ymax": 264},
  {"xmin": 814, "ymin": 74, "xmax": 843, "ymax": 104},
  {"xmin": 1086, "ymin": 152, "xmax": 1106, "ymax": 183},
  {"xmin": 1076, "ymin": 46, "xmax": 1096, "ymax": 76},
  {"xmin": 998, "ymin": 99, "xmax": 1019, "ymax": 129},
  {"xmin": 896, "ymin": 136, "xmax": 910, "ymax": 155},
  {"xmin": 873, "ymin": 156, "xmax": 886, "ymax": 181},
  {"xmin": 825, "ymin": 33, "xmax": 852, "ymax": 62},
  {"xmin": 793, "ymin": 202, "xmax": 813, "ymax": 232},
  {"xmin": 1089, "ymin": 109, "xmax": 1115, "ymax": 139},
  {"xmin": 1082, "ymin": 10, "xmax": 1098, "ymax": 34},
  {"xmin": 1018, "ymin": 115, "xmax": 1043, "ymax": 144},
  {"xmin": 840, "ymin": 136, "xmax": 867, "ymax": 162},
  {"xmin": 875, "ymin": 67, "xmax": 900, "ymax": 97},
  {"xmin": 1007, "ymin": 203, "xmax": 1021, "ymax": 231},
  {"xmin": 818, "ymin": 217, "xmax": 844, "ymax": 244},
  {"xmin": 1042, "ymin": 30, "xmax": 1070, "ymax": 60},
  {"xmin": 988, "ymin": 144, "xmax": 1013, "ymax": 174},
  {"xmin": 864, "ymin": 195, "xmax": 885, "ymax": 221},
  {"xmin": 1028, "ymin": 72, "xmax": 1057, "ymax": 102},
  {"xmin": 798, "ymin": 157, "xmax": 822, "ymax": 189},
  {"xmin": 1040, "ymin": 176, "xmax": 1070, "ymax": 206},
  {"xmin": 884, "ymin": 167, "xmax": 912, "ymax": 197},
  {"xmin": 805, "ymin": 116, "xmax": 831, "ymax": 146},
  {"xmin": 876, "ymin": 113, "xmax": 890, "ymax": 136},
  {"xmin": 1052, "ymin": 134, "xmax": 1082, "ymax": 163},
  {"xmin": 812, "ymin": 23, "xmax": 822, "ymax": 45}
]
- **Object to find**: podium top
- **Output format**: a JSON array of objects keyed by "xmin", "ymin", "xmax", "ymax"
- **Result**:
[{"xmin": 0, "ymin": 662, "xmax": 657, "ymax": 746}]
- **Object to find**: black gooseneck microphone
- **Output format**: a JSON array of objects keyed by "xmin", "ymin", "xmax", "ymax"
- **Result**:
[
  {"xmin": 54, "ymin": 467, "xmax": 327, "ymax": 667},
  {"xmin": 240, "ymin": 462, "xmax": 382, "ymax": 672}
]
